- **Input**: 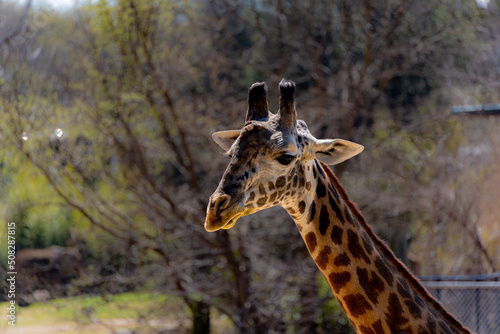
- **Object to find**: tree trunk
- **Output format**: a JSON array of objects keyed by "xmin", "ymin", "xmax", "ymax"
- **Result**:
[{"xmin": 190, "ymin": 300, "xmax": 211, "ymax": 334}]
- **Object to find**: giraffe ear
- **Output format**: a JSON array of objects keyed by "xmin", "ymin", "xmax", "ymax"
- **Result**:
[
  {"xmin": 313, "ymin": 139, "xmax": 364, "ymax": 165},
  {"xmin": 212, "ymin": 130, "xmax": 241, "ymax": 151}
]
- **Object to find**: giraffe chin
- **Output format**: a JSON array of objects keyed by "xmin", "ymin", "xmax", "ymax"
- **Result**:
[
  {"xmin": 205, "ymin": 205, "xmax": 254, "ymax": 232},
  {"xmin": 205, "ymin": 213, "xmax": 240, "ymax": 232},
  {"xmin": 221, "ymin": 215, "xmax": 240, "ymax": 230}
]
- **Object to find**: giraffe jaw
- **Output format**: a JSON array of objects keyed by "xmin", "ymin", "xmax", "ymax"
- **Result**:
[{"xmin": 221, "ymin": 215, "xmax": 241, "ymax": 230}]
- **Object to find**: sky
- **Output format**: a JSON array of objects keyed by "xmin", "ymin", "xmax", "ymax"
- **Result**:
[
  {"xmin": 17, "ymin": 0, "xmax": 84, "ymax": 11},
  {"xmin": 48, "ymin": 0, "xmax": 75, "ymax": 9},
  {"xmin": 41, "ymin": 0, "xmax": 79, "ymax": 10},
  {"xmin": 476, "ymin": 0, "xmax": 490, "ymax": 8}
]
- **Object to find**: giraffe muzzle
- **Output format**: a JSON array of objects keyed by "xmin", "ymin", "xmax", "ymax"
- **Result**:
[{"xmin": 205, "ymin": 193, "xmax": 237, "ymax": 232}]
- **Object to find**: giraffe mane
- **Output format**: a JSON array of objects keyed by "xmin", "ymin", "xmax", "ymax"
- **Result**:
[{"xmin": 319, "ymin": 161, "xmax": 472, "ymax": 334}]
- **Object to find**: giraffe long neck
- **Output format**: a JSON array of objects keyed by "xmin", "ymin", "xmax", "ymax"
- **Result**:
[{"xmin": 284, "ymin": 160, "xmax": 472, "ymax": 334}]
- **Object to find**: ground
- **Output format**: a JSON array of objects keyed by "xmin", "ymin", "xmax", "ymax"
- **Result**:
[{"xmin": 0, "ymin": 292, "xmax": 232, "ymax": 334}]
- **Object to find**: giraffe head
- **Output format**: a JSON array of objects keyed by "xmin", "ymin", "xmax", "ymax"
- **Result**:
[{"xmin": 205, "ymin": 79, "xmax": 364, "ymax": 232}]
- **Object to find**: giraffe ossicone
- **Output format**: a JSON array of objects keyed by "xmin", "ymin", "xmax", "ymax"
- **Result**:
[{"xmin": 205, "ymin": 80, "xmax": 473, "ymax": 334}]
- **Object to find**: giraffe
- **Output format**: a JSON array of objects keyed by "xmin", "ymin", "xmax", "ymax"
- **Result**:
[{"xmin": 205, "ymin": 79, "xmax": 473, "ymax": 334}]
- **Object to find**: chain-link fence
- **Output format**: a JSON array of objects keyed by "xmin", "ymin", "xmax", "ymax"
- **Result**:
[{"xmin": 421, "ymin": 274, "xmax": 500, "ymax": 334}]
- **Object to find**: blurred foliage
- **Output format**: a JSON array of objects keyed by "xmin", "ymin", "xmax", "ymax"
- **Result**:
[
  {"xmin": 1, "ymin": 0, "xmax": 500, "ymax": 333},
  {"xmin": 0, "ymin": 152, "xmax": 76, "ymax": 250}
]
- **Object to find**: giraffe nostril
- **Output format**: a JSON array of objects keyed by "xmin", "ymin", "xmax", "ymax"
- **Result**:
[{"xmin": 215, "ymin": 195, "xmax": 229, "ymax": 213}]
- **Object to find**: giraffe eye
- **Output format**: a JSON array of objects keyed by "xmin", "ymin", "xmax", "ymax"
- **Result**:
[{"xmin": 276, "ymin": 153, "xmax": 295, "ymax": 165}]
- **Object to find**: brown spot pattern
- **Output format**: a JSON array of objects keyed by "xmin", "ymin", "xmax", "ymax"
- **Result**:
[
  {"xmin": 347, "ymin": 230, "xmax": 371, "ymax": 264},
  {"xmin": 404, "ymin": 300, "xmax": 422, "ymax": 319},
  {"xmin": 330, "ymin": 225, "xmax": 343, "ymax": 245},
  {"xmin": 318, "ymin": 205, "xmax": 330, "ymax": 235},
  {"xmin": 308, "ymin": 201, "xmax": 316, "ymax": 223},
  {"xmin": 315, "ymin": 246, "xmax": 332, "ymax": 270},
  {"xmin": 328, "ymin": 192, "xmax": 346, "ymax": 225},
  {"xmin": 397, "ymin": 281, "xmax": 412, "ymax": 300},
  {"xmin": 360, "ymin": 325, "xmax": 375, "ymax": 334},
  {"xmin": 276, "ymin": 176, "xmax": 286, "ymax": 188},
  {"xmin": 298, "ymin": 200, "xmax": 306, "ymax": 214},
  {"xmin": 357, "ymin": 267, "xmax": 386, "ymax": 304},
  {"xmin": 315, "ymin": 159, "xmax": 326, "ymax": 177},
  {"xmin": 426, "ymin": 317, "xmax": 437, "ymax": 333},
  {"xmin": 362, "ymin": 233, "xmax": 374, "ymax": 254},
  {"xmin": 375, "ymin": 257, "xmax": 394, "ymax": 286},
  {"xmin": 257, "ymin": 196, "xmax": 267, "ymax": 206},
  {"xmin": 344, "ymin": 207, "xmax": 356, "ymax": 226},
  {"xmin": 385, "ymin": 293, "xmax": 410, "ymax": 333},
  {"xmin": 316, "ymin": 181, "xmax": 327, "ymax": 198},
  {"xmin": 305, "ymin": 232, "xmax": 317, "ymax": 253},
  {"xmin": 328, "ymin": 271, "xmax": 351, "ymax": 293},
  {"xmin": 371, "ymin": 320, "xmax": 385, "ymax": 334},
  {"xmin": 360, "ymin": 322, "xmax": 384, "ymax": 334},
  {"xmin": 333, "ymin": 253, "xmax": 351, "ymax": 267},
  {"xmin": 343, "ymin": 293, "xmax": 373, "ymax": 318},
  {"xmin": 328, "ymin": 183, "xmax": 341, "ymax": 202}
]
